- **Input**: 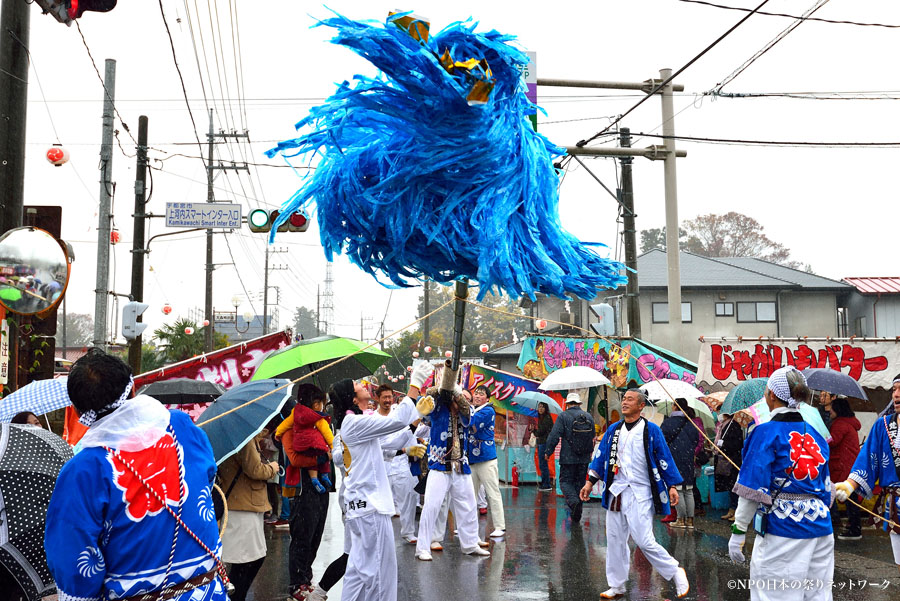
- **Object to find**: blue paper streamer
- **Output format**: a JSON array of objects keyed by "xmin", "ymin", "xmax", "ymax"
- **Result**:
[{"xmin": 266, "ymin": 11, "xmax": 626, "ymax": 301}]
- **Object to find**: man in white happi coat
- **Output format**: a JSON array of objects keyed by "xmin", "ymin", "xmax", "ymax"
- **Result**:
[
  {"xmin": 581, "ymin": 389, "xmax": 690, "ymax": 599},
  {"xmin": 334, "ymin": 367, "xmax": 434, "ymax": 601}
]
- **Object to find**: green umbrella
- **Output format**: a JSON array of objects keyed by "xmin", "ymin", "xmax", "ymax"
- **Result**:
[
  {"xmin": 251, "ymin": 335, "xmax": 390, "ymax": 391},
  {"xmin": 0, "ymin": 285, "xmax": 22, "ymax": 303},
  {"xmin": 721, "ymin": 377, "xmax": 768, "ymax": 414}
]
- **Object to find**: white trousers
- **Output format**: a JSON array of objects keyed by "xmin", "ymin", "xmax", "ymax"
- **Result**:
[
  {"xmin": 477, "ymin": 485, "xmax": 487, "ymax": 509},
  {"xmin": 343, "ymin": 513, "xmax": 396, "ymax": 601},
  {"xmin": 892, "ymin": 532, "xmax": 900, "ymax": 566},
  {"xmin": 605, "ymin": 487, "xmax": 680, "ymax": 589},
  {"xmin": 389, "ymin": 473, "xmax": 418, "ymax": 539},
  {"xmin": 432, "ymin": 494, "xmax": 451, "ymax": 543},
  {"xmin": 749, "ymin": 533, "xmax": 834, "ymax": 601},
  {"xmin": 470, "ymin": 459, "xmax": 505, "ymax": 531},
  {"xmin": 416, "ymin": 470, "xmax": 479, "ymax": 555}
]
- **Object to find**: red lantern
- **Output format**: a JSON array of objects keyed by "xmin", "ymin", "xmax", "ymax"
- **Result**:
[
  {"xmin": 424, "ymin": 346, "xmax": 432, "ymax": 353},
  {"xmin": 184, "ymin": 326, "xmax": 195, "ymax": 335},
  {"xmin": 479, "ymin": 343, "xmax": 489, "ymax": 353},
  {"xmin": 202, "ymin": 319, "xmax": 210, "ymax": 327},
  {"xmin": 399, "ymin": 375, "xmax": 405, "ymax": 380},
  {"xmin": 406, "ymin": 366, "xmax": 413, "ymax": 372},
  {"xmin": 444, "ymin": 350, "xmax": 452, "ymax": 358},
  {"xmin": 110, "ymin": 230, "xmax": 120, "ymax": 245},
  {"xmin": 536, "ymin": 319, "xmax": 548, "ymax": 330},
  {"xmin": 46, "ymin": 146, "xmax": 69, "ymax": 167},
  {"xmin": 162, "ymin": 304, "xmax": 173, "ymax": 315},
  {"xmin": 412, "ymin": 351, "xmax": 419, "ymax": 358}
]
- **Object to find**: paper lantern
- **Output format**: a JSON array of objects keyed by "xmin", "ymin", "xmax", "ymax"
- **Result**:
[
  {"xmin": 184, "ymin": 326, "xmax": 195, "ymax": 335},
  {"xmin": 162, "ymin": 303, "xmax": 173, "ymax": 315},
  {"xmin": 110, "ymin": 230, "xmax": 120, "ymax": 245},
  {"xmin": 399, "ymin": 375, "xmax": 405, "ymax": 380},
  {"xmin": 412, "ymin": 351, "xmax": 419, "ymax": 358},
  {"xmin": 479, "ymin": 343, "xmax": 489, "ymax": 353},
  {"xmin": 202, "ymin": 319, "xmax": 210, "ymax": 327},
  {"xmin": 444, "ymin": 350, "xmax": 452, "ymax": 358},
  {"xmin": 406, "ymin": 366, "xmax": 413, "ymax": 372},
  {"xmin": 424, "ymin": 346, "xmax": 432, "ymax": 353},
  {"xmin": 536, "ymin": 319, "xmax": 548, "ymax": 330},
  {"xmin": 46, "ymin": 146, "xmax": 69, "ymax": 166}
]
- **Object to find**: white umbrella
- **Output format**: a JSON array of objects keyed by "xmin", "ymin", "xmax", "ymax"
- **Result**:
[
  {"xmin": 640, "ymin": 379, "xmax": 705, "ymax": 403},
  {"xmin": 538, "ymin": 366, "xmax": 610, "ymax": 391}
]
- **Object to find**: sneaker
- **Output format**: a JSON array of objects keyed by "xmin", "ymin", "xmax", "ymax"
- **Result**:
[
  {"xmin": 661, "ymin": 512, "xmax": 677, "ymax": 523},
  {"xmin": 671, "ymin": 518, "xmax": 686, "ymax": 529},
  {"xmin": 478, "ymin": 540, "xmax": 490, "ymax": 548},
  {"xmin": 463, "ymin": 546, "xmax": 490, "ymax": 556},
  {"xmin": 489, "ymin": 528, "xmax": 505, "ymax": 538},
  {"xmin": 310, "ymin": 478, "xmax": 327, "ymax": 494},
  {"xmin": 674, "ymin": 567, "xmax": 690, "ymax": 598},
  {"xmin": 430, "ymin": 542, "xmax": 443, "ymax": 551},
  {"xmin": 837, "ymin": 529, "xmax": 862, "ymax": 540},
  {"xmin": 599, "ymin": 587, "xmax": 625, "ymax": 599},
  {"xmin": 402, "ymin": 536, "xmax": 417, "ymax": 544},
  {"xmin": 538, "ymin": 487, "xmax": 553, "ymax": 492},
  {"xmin": 479, "ymin": 507, "xmax": 488, "ymax": 515},
  {"xmin": 272, "ymin": 519, "xmax": 290, "ymax": 529},
  {"xmin": 306, "ymin": 588, "xmax": 327, "ymax": 601},
  {"xmin": 416, "ymin": 551, "xmax": 433, "ymax": 561}
]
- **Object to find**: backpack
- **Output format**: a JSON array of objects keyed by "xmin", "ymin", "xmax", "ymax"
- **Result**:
[{"xmin": 569, "ymin": 413, "xmax": 595, "ymax": 456}]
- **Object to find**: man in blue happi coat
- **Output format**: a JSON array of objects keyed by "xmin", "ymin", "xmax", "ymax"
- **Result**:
[
  {"xmin": 580, "ymin": 388, "xmax": 690, "ymax": 599},
  {"xmin": 835, "ymin": 372, "xmax": 900, "ymax": 573}
]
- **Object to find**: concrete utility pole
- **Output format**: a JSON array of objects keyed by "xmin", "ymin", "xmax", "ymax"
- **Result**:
[
  {"xmin": 538, "ymin": 72, "xmax": 684, "ymax": 331},
  {"xmin": 316, "ymin": 286, "xmax": 321, "ymax": 336},
  {"xmin": 0, "ymin": 0, "xmax": 29, "ymax": 234},
  {"xmin": 660, "ymin": 68, "xmax": 682, "ymax": 326},
  {"xmin": 618, "ymin": 128, "xmax": 641, "ymax": 339},
  {"xmin": 93, "ymin": 59, "xmax": 116, "ymax": 351},
  {"xmin": 128, "ymin": 116, "xmax": 149, "ymax": 374},
  {"xmin": 204, "ymin": 109, "xmax": 249, "ymax": 352},
  {"xmin": 263, "ymin": 246, "xmax": 287, "ymax": 335}
]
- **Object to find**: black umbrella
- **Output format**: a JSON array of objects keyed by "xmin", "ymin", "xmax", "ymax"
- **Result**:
[
  {"xmin": 137, "ymin": 378, "xmax": 225, "ymax": 405},
  {"xmin": 0, "ymin": 424, "xmax": 73, "ymax": 600}
]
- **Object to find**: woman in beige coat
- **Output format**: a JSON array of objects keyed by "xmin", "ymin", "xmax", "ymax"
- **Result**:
[{"xmin": 218, "ymin": 432, "xmax": 279, "ymax": 601}]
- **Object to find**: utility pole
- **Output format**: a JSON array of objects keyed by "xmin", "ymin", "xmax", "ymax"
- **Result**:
[
  {"xmin": 204, "ymin": 109, "xmax": 249, "ymax": 352},
  {"xmin": 93, "ymin": 59, "xmax": 116, "ymax": 351},
  {"xmin": 263, "ymin": 246, "xmax": 287, "ymax": 335},
  {"xmin": 316, "ymin": 286, "xmax": 321, "ymax": 336},
  {"xmin": 0, "ymin": 0, "xmax": 29, "ymax": 234},
  {"xmin": 660, "ymin": 68, "xmax": 682, "ymax": 326},
  {"xmin": 321, "ymin": 263, "xmax": 334, "ymax": 335},
  {"xmin": 127, "ymin": 116, "xmax": 148, "ymax": 374},
  {"xmin": 618, "ymin": 127, "xmax": 641, "ymax": 338},
  {"xmin": 360, "ymin": 314, "xmax": 372, "ymax": 342}
]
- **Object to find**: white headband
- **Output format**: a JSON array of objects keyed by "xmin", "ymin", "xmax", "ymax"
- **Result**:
[{"xmin": 79, "ymin": 376, "xmax": 134, "ymax": 427}]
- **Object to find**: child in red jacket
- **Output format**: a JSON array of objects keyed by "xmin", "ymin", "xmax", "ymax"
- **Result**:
[{"xmin": 291, "ymin": 383, "xmax": 334, "ymax": 493}]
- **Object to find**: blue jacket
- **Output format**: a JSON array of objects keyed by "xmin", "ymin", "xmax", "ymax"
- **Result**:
[
  {"xmin": 734, "ymin": 409, "xmax": 832, "ymax": 539},
  {"xmin": 588, "ymin": 418, "xmax": 684, "ymax": 515},
  {"xmin": 467, "ymin": 404, "xmax": 497, "ymax": 464},
  {"xmin": 45, "ymin": 411, "xmax": 226, "ymax": 601},
  {"xmin": 848, "ymin": 414, "xmax": 900, "ymax": 532},
  {"xmin": 426, "ymin": 400, "xmax": 471, "ymax": 474}
]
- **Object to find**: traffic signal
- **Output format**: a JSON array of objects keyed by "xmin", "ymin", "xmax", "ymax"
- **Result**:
[
  {"xmin": 247, "ymin": 209, "xmax": 310, "ymax": 233},
  {"xmin": 34, "ymin": 0, "xmax": 117, "ymax": 25},
  {"xmin": 122, "ymin": 301, "xmax": 149, "ymax": 341}
]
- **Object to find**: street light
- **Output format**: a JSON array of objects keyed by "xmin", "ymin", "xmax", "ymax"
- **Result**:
[{"xmin": 232, "ymin": 295, "xmax": 250, "ymax": 334}]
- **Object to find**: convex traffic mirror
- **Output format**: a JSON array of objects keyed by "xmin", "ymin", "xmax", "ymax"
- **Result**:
[{"xmin": 0, "ymin": 227, "xmax": 70, "ymax": 316}]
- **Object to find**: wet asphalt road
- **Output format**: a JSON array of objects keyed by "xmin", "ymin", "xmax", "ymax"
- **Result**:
[{"xmin": 248, "ymin": 485, "xmax": 900, "ymax": 601}]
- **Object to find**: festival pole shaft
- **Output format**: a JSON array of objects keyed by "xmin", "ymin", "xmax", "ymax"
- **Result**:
[{"xmin": 449, "ymin": 280, "xmax": 468, "ymax": 372}]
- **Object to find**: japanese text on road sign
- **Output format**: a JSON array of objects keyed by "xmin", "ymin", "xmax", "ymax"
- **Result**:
[{"xmin": 165, "ymin": 203, "xmax": 242, "ymax": 228}]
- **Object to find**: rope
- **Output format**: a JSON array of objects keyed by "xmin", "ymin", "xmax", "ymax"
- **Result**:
[
  {"xmin": 212, "ymin": 483, "xmax": 229, "ymax": 536},
  {"xmin": 197, "ymin": 298, "xmax": 456, "ymax": 427},
  {"xmin": 460, "ymin": 298, "xmax": 900, "ymax": 531},
  {"xmin": 104, "ymin": 427, "xmax": 232, "ymax": 588}
]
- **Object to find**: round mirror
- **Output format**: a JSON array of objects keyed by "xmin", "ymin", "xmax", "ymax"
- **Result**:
[{"xmin": 0, "ymin": 227, "xmax": 70, "ymax": 316}]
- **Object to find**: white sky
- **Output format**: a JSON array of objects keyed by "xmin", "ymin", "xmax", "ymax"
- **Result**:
[{"xmin": 18, "ymin": 0, "xmax": 900, "ymax": 345}]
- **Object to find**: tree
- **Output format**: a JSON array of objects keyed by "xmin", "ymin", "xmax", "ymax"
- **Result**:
[
  {"xmin": 152, "ymin": 319, "xmax": 230, "ymax": 363},
  {"xmin": 293, "ymin": 306, "xmax": 319, "ymax": 340},
  {"xmin": 55, "ymin": 312, "xmax": 93, "ymax": 348},
  {"xmin": 641, "ymin": 212, "xmax": 806, "ymax": 269},
  {"xmin": 140, "ymin": 343, "xmax": 166, "ymax": 372}
]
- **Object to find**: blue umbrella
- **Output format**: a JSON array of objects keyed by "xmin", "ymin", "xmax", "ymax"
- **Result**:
[
  {"xmin": 721, "ymin": 378, "xmax": 768, "ymax": 415},
  {"xmin": 509, "ymin": 391, "xmax": 562, "ymax": 416},
  {"xmin": 195, "ymin": 379, "xmax": 292, "ymax": 465},
  {"xmin": 0, "ymin": 377, "xmax": 70, "ymax": 422},
  {"xmin": 801, "ymin": 368, "xmax": 868, "ymax": 400}
]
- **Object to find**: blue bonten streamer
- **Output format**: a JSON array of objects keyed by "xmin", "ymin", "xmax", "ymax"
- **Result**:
[{"xmin": 266, "ymin": 12, "xmax": 626, "ymax": 301}]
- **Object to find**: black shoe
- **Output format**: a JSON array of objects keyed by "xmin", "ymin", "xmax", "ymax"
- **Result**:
[{"xmin": 837, "ymin": 529, "xmax": 862, "ymax": 540}]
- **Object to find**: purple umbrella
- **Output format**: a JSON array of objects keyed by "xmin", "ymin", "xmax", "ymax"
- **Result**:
[{"xmin": 801, "ymin": 368, "xmax": 867, "ymax": 401}]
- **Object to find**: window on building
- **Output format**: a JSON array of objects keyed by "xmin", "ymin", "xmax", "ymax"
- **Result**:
[
  {"xmin": 652, "ymin": 302, "xmax": 692, "ymax": 323},
  {"xmin": 715, "ymin": 302, "xmax": 734, "ymax": 317},
  {"xmin": 855, "ymin": 316, "xmax": 867, "ymax": 337},
  {"xmin": 736, "ymin": 301, "xmax": 777, "ymax": 323}
]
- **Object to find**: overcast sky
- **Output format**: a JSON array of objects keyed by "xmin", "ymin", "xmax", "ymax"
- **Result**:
[{"xmin": 18, "ymin": 0, "xmax": 900, "ymax": 347}]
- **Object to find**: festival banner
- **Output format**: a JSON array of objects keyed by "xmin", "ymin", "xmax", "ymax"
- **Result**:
[
  {"xmin": 696, "ymin": 338, "xmax": 896, "ymax": 389},
  {"xmin": 516, "ymin": 335, "xmax": 698, "ymax": 389},
  {"xmin": 460, "ymin": 363, "xmax": 564, "ymax": 417}
]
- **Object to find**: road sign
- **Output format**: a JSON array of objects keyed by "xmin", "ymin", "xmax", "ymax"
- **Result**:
[{"xmin": 165, "ymin": 203, "xmax": 242, "ymax": 228}]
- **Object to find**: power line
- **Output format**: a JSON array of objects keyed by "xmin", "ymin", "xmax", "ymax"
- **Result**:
[
  {"xmin": 676, "ymin": 0, "xmax": 900, "ymax": 29},
  {"xmin": 710, "ymin": 0, "xmax": 833, "ymax": 94},
  {"xmin": 633, "ymin": 131, "xmax": 900, "ymax": 148},
  {"xmin": 578, "ymin": 0, "xmax": 775, "ymax": 147}
]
